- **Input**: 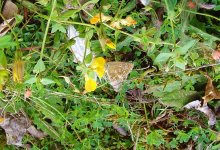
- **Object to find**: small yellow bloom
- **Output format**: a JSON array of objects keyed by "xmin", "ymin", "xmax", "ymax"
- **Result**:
[
  {"xmin": 85, "ymin": 78, "xmax": 97, "ymax": 92},
  {"xmin": 0, "ymin": 117, "xmax": 4, "ymax": 123},
  {"xmin": 106, "ymin": 39, "xmax": 116, "ymax": 49},
  {"xmin": 124, "ymin": 16, "xmax": 137, "ymax": 26},
  {"xmin": 90, "ymin": 13, "xmax": 112, "ymax": 24},
  {"xmin": 13, "ymin": 60, "xmax": 24, "ymax": 83},
  {"xmin": 91, "ymin": 57, "xmax": 106, "ymax": 78},
  {"xmin": 95, "ymin": 67, "xmax": 105, "ymax": 79},
  {"xmin": 110, "ymin": 21, "xmax": 122, "ymax": 29}
]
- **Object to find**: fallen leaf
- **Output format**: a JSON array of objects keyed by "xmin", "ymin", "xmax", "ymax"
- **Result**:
[
  {"xmin": 140, "ymin": 0, "xmax": 150, "ymax": 6},
  {"xmin": 202, "ymin": 75, "xmax": 220, "ymax": 104},
  {"xmin": 112, "ymin": 123, "xmax": 128, "ymax": 136},
  {"xmin": 212, "ymin": 50, "xmax": 220, "ymax": 60},
  {"xmin": 67, "ymin": 25, "xmax": 92, "ymax": 63},
  {"xmin": 183, "ymin": 100, "xmax": 216, "ymax": 126},
  {"xmin": 0, "ymin": 18, "xmax": 16, "ymax": 37},
  {"xmin": 2, "ymin": 0, "xmax": 18, "ymax": 19},
  {"xmin": 199, "ymin": 3, "xmax": 216, "ymax": 10},
  {"xmin": 0, "ymin": 111, "xmax": 46, "ymax": 147}
]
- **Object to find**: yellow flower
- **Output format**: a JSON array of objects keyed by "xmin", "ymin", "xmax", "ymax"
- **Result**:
[
  {"xmin": 90, "ymin": 13, "xmax": 112, "ymax": 24},
  {"xmin": 124, "ymin": 16, "xmax": 137, "ymax": 26},
  {"xmin": 91, "ymin": 57, "xmax": 106, "ymax": 78},
  {"xmin": 85, "ymin": 78, "xmax": 97, "ymax": 92},
  {"xmin": 106, "ymin": 39, "xmax": 116, "ymax": 49},
  {"xmin": 13, "ymin": 60, "xmax": 24, "ymax": 83},
  {"xmin": 120, "ymin": 16, "xmax": 137, "ymax": 26},
  {"xmin": 110, "ymin": 21, "xmax": 122, "ymax": 29}
]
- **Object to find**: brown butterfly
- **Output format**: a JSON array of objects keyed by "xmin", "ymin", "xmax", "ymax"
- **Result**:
[{"xmin": 105, "ymin": 62, "xmax": 133, "ymax": 92}]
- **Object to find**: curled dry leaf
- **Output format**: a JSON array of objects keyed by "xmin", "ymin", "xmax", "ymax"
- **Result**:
[
  {"xmin": 202, "ymin": 75, "xmax": 220, "ymax": 105},
  {"xmin": 67, "ymin": 25, "xmax": 92, "ymax": 63},
  {"xmin": 0, "ymin": 18, "xmax": 16, "ymax": 37},
  {"xmin": 112, "ymin": 123, "xmax": 128, "ymax": 136},
  {"xmin": 183, "ymin": 100, "xmax": 216, "ymax": 126},
  {"xmin": 2, "ymin": 0, "xmax": 18, "ymax": 19},
  {"xmin": 199, "ymin": 3, "xmax": 216, "ymax": 10},
  {"xmin": 0, "ymin": 110, "xmax": 46, "ymax": 147}
]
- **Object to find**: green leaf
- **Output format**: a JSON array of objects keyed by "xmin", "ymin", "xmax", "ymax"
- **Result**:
[
  {"xmin": 154, "ymin": 53, "xmax": 173, "ymax": 64},
  {"xmin": 33, "ymin": 59, "xmax": 45, "ymax": 74},
  {"xmin": 0, "ymin": 35, "xmax": 16, "ymax": 48},
  {"xmin": 146, "ymin": 130, "xmax": 165, "ymax": 146},
  {"xmin": 25, "ymin": 77, "xmax": 37, "ymax": 84},
  {"xmin": 84, "ymin": 53, "xmax": 93, "ymax": 64},
  {"xmin": 174, "ymin": 57, "xmax": 186, "ymax": 70},
  {"xmin": 120, "ymin": 0, "xmax": 136, "ymax": 15},
  {"xmin": 0, "ymin": 50, "xmax": 7, "ymax": 68},
  {"xmin": 40, "ymin": 78, "xmax": 55, "ymax": 85},
  {"xmin": 175, "ymin": 40, "xmax": 196, "ymax": 55},
  {"xmin": 51, "ymin": 23, "xmax": 66, "ymax": 33}
]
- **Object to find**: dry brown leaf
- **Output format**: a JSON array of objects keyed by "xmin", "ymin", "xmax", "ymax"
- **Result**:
[
  {"xmin": 202, "ymin": 75, "xmax": 220, "ymax": 104},
  {"xmin": 0, "ymin": 110, "xmax": 46, "ymax": 147},
  {"xmin": 183, "ymin": 100, "xmax": 216, "ymax": 125},
  {"xmin": 212, "ymin": 50, "xmax": 220, "ymax": 60}
]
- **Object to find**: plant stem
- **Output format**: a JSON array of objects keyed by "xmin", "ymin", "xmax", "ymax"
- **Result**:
[{"xmin": 40, "ymin": 0, "xmax": 56, "ymax": 60}]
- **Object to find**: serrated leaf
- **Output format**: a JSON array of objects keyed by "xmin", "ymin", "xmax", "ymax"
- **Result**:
[
  {"xmin": 51, "ymin": 23, "xmax": 66, "ymax": 33},
  {"xmin": 154, "ymin": 53, "xmax": 173, "ymax": 64},
  {"xmin": 40, "ymin": 78, "xmax": 55, "ymax": 85},
  {"xmin": 33, "ymin": 59, "xmax": 45, "ymax": 74},
  {"xmin": 146, "ymin": 130, "xmax": 165, "ymax": 146}
]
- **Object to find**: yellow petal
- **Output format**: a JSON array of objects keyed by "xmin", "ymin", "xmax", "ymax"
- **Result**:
[
  {"xmin": 91, "ymin": 57, "xmax": 106, "ymax": 69},
  {"xmin": 95, "ymin": 67, "xmax": 105, "ymax": 78},
  {"xmin": 106, "ymin": 39, "xmax": 116, "ymax": 49},
  {"xmin": 110, "ymin": 21, "xmax": 122, "ymax": 29},
  {"xmin": 85, "ymin": 78, "xmax": 97, "ymax": 92},
  {"xmin": 125, "ymin": 16, "xmax": 137, "ymax": 26},
  {"xmin": 90, "ymin": 14, "xmax": 100, "ymax": 24},
  {"xmin": 13, "ymin": 60, "xmax": 24, "ymax": 83},
  {"xmin": 0, "ymin": 117, "xmax": 4, "ymax": 123},
  {"xmin": 90, "ymin": 13, "xmax": 111, "ymax": 24}
]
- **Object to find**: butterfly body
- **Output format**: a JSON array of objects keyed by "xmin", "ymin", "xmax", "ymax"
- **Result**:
[{"xmin": 106, "ymin": 62, "xmax": 133, "ymax": 92}]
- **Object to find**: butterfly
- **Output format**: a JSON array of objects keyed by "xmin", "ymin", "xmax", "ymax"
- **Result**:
[{"xmin": 105, "ymin": 62, "xmax": 133, "ymax": 92}]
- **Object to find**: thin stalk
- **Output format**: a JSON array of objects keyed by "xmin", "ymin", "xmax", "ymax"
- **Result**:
[{"xmin": 40, "ymin": 0, "xmax": 56, "ymax": 60}]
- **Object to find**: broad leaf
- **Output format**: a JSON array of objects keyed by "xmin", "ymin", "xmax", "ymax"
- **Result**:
[
  {"xmin": 33, "ymin": 59, "xmax": 45, "ymax": 74},
  {"xmin": 154, "ymin": 53, "xmax": 173, "ymax": 64}
]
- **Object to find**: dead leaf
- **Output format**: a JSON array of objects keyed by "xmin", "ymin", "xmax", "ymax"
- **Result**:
[
  {"xmin": 199, "ymin": 3, "xmax": 216, "ymax": 10},
  {"xmin": 202, "ymin": 75, "xmax": 220, "ymax": 104},
  {"xmin": 0, "ymin": 110, "xmax": 46, "ymax": 147},
  {"xmin": 67, "ymin": 25, "xmax": 93, "ymax": 64},
  {"xmin": 0, "ymin": 18, "xmax": 16, "ymax": 37},
  {"xmin": 183, "ymin": 100, "xmax": 216, "ymax": 126},
  {"xmin": 112, "ymin": 123, "xmax": 128, "ymax": 136},
  {"xmin": 2, "ymin": 0, "xmax": 18, "ymax": 19},
  {"xmin": 212, "ymin": 50, "xmax": 220, "ymax": 60}
]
